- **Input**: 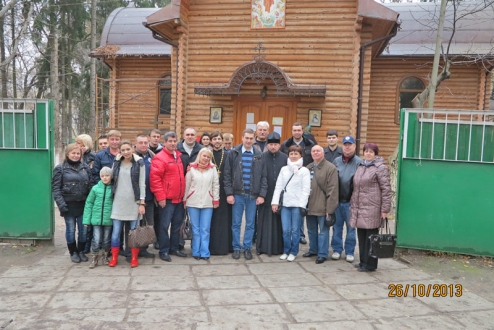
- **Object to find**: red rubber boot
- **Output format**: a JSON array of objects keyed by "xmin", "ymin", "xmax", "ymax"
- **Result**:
[
  {"xmin": 130, "ymin": 248, "xmax": 139, "ymax": 268},
  {"xmin": 108, "ymin": 247, "xmax": 119, "ymax": 267}
]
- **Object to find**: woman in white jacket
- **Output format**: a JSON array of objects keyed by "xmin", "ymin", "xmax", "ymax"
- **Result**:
[
  {"xmin": 272, "ymin": 145, "xmax": 310, "ymax": 261},
  {"xmin": 184, "ymin": 148, "xmax": 220, "ymax": 260}
]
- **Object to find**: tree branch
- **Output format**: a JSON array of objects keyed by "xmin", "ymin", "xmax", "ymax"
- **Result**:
[{"xmin": 0, "ymin": 3, "xmax": 33, "ymax": 69}]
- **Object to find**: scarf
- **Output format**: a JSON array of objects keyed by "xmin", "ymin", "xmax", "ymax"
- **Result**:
[
  {"xmin": 287, "ymin": 158, "xmax": 303, "ymax": 174},
  {"xmin": 190, "ymin": 162, "xmax": 213, "ymax": 170},
  {"xmin": 363, "ymin": 159, "xmax": 376, "ymax": 167}
]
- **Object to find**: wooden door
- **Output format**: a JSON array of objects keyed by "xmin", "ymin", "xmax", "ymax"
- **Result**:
[{"xmin": 234, "ymin": 98, "xmax": 297, "ymax": 142}]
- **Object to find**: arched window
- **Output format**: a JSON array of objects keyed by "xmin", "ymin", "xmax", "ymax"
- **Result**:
[
  {"xmin": 159, "ymin": 75, "xmax": 172, "ymax": 115},
  {"xmin": 396, "ymin": 76, "xmax": 425, "ymax": 124}
]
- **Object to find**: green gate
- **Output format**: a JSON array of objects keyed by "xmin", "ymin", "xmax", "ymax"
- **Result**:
[
  {"xmin": 0, "ymin": 99, "xmax": 55, "ymax": 240},
  {"xmin": 396, "ymin": 108, "xmax": 494, "ymax": 256}
]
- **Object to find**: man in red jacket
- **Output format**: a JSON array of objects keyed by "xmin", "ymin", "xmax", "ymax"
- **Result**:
[{"xmin": 150, "ymin": 131, "xmax": 186, "ymax": 262}]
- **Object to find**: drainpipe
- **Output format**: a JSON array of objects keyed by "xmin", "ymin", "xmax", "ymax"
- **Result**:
[{"xmin": 356, "ymin": 21, "xmax": 400, "ymax": 155}]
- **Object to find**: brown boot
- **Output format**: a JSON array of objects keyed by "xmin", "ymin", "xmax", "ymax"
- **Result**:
[
  {"xmin": 130, "ymin": 248, "xmax": 139, "ymax": 268},
  {"xmin": 108, "ymin": 247, "xmax": 119, "ymax": 267},
  {"xmin": 100, "ymin": 250, "xmax": 110, "ymax": 265},
  {"xmin": 89, "ymin": 253, "xmax": 99, "ymax": 269}
]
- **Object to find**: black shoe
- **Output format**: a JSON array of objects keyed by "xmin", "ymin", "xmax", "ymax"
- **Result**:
[
  {"xmin": 232, "ymin": 250, "xmax": 240, "ymax": 259},
  {"xmin": 138, "ymin": 250, "xmax": 155, "ymax": 258},
  {"xmin": 244, "ymin": 249, "xmax": 253, "ymax": 260},
  {"xmin": 201, "ymin": 257, "xmax": 210, "ymax": 261},
  {"xmin": 354, "ymin": 263, "xmax": 362, "ymax": 268},
  {"xmin": 178, "ymin": 244, "xmax": 185, "ymax": 251},
  {"xmin": 299, "ymin": 237, "xmax": 307, "ymax": 245},
  {"xmin": 193, "ymin": 256, "xmax": 201, "ymax": 260},
  {"xmin": 303, "ymin": 252, "xmax": 317, "ymax": 258},
  {"xmin": 315, "ymin": 257, "xmax": 326, "ymax": 264},
  {"xmin": 172, "ymin": 250, "xmax": 187, "ymax": 258},
  {"xmin": 154, "ymin": 242, "xmax": 159, "ymax": 250},
  {"xmin": 70, "ymin": 253, "xmax": 81, "ymax": 263},
  {"xmin": 159, "ymin": 253, "xmax": 171, "ymax": 262},
  {"xmin": 358, "ymin": 267, "xmax": 376, "ymax": 272}
]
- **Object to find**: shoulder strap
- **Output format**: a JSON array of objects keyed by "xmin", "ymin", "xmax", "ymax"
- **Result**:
[
  {"xmin": 312, "ymin": 166, "xmax": 326, "ymax": 197},
  {"xmin": 283, "ymin": 173, "xmax": 295, "ymax": 192}
]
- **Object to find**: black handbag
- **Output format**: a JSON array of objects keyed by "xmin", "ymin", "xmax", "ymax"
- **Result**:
[
  {"xmin": 180, "ymin": 211, "xmax": 192, "ymax": 240},
  {"xmin": 368, "ymin": 218, "xmax": 397, "ymax": 258},
  {"xmin": 276, "ymin": 173, "xmax": 294, "ymax": 214},
  {"xmin": 324, "ymin": 213, "xmax": 336, "ymax": 227}
]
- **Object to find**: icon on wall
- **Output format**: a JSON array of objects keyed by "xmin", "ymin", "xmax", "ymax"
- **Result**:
[
  {"xmin": 308, "ymin": 109, "xmax": 322, "ymax": 127},
  {"xmin": 210, "ymin": 107, "xmax": 222, "ymax": 124}
]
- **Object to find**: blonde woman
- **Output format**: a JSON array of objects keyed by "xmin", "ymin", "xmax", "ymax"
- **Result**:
[
  {"xmin": 184, "ymin": 148, "xmax": 220, "ymax": 260},
  {"xmin": 76, "ymin": 134, "xmax": 96, "ymax": 168}
]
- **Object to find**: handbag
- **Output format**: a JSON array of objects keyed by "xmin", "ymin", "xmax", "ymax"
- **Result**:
[
  {"xmin": 368, "ymin": 218, "xmax": 397, "ymax": 259},
  {"xmin": 180, "ymin": 211, "xmax": 192, "ymax": 240},
  {"xmin": 324, "ymin": 213, "xmax": 336, "ymax": 227},
  {"xmin": 128, "ymin": 215, "xmax": 157, "ymax": 248},
  {"xmin": 276, "ymin": 173, "xmax": 295, "ymax": 214}
]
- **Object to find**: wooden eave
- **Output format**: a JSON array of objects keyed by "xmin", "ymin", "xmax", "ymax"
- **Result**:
[{"xmin": 144, "ymin": 0, "xmax": 182, "ymax": 44}]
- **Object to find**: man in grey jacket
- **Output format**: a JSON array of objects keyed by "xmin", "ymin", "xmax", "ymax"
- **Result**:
[
  {"xmin": 331, "ymin": 135, "xmax": 362, "ymax": 262},
  {"xmin": 224, "ymin": 128, "xmax": 267, "ymax": 260}
]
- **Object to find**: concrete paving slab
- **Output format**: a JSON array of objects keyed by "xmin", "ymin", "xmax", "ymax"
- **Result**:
[
  {"xmin": 315, "ymin": 271, "xmax": 380, "ymax": 285},
  {"xmin": 0, "ymin": 311, "xmax": 41, "ymax": 326},
  {"xmin": 247, "ymin": 262, "xmax": 306, "ymax": 275},
  {"xmin": 287, "ymin": 321, "xmax": 376, "ymax": 330},
  {"xmin": 195, "ymin": 322, "xmax": 285, "ymax": 330},
  {"xmin": 40, "ymin": 308, "xmax": 127, "ymax": 322},
  {"xmin": 376, "ymin": 258, "xmax": 409, "ymax": 270},
  {"xmin": 202, "ymin": 288, "xmax": 274, "ymax": 306},
  {"xmin": 100, "ymin": 321, "xmax": 193, "ymax": 330},
  {"xmin": 354, "ymin": 296, "xmax": 436, "ymax": 318},
  {"xmin": 416, "ymin": 291, "xmax": 494, "ymax": 312},
  {"xmin": 333, "ymin": 283, "xmax": 390, "ymax": 300},
  {"xmin": 130, "ymin": 275, "xmax": 196, "ymax": 291},
  {"xmin": 35, "ymin": 255, "xmax": 78, "ymax": 266},
  {"xmin": 196, "ymin": 275, "xmax": 260, "ymax": 289},
  {"xmin": 0, "ymin": 293, "xmax": 51, "ymax": 310},
  {"xmin": 298, "ymin": 260, "xmax": 349, "ymax": 273},
  {"xmin": 372, "ymin": 268, "xmax": 434, "ymax": 282},
  {"xmin": 191, "ymin": 263, "xmax": 250, "ymax": 276},
  {"xmin": 127, "ymin": 291, "xmax": 202, "ymax": 307},
  {"xmin": 1, "ymin": 265, "xmax": 71, "ymax": 277},
  {"xmin": 67, "ymin": 264, "xmax": 130, "ymax": 276},
  {"xmin": 256, "ymin": 273, "xmax": 322, "ymax": 288},
  {"xmin": 208, "ymin": 304, "xmax": 289, "ymax": 323},
  {"xmin": 13, "ymin": 319, "xmax": 102, "ymax": 330},
  {"xmin": 450, "ymin": 310, "xmax": 494, "ymax": 330},
  {"xmin": 58, "ymin": 276, "xmax": 130, "ymax": 291},
  {"xmin": 47, "ymin": 292, "xmax": 128, "ymax": 309},
  {"xmin": 128, "ymin": 306, "xmax": 209, "ymax": 324},
  {"xmin": 268, "ymin": 286, "xmax": 340, "ymax": 303},
  {"xmin": 285, "ymin": 301, "xmax": 365, "ymax": 322},
  {"xmin": 0, "ymin": 276, "xmax": 63, "ymax": 292},
  {"xmin": 130, "ymin": 264, "xmax": 190, "ymax": 276},
  {"xmin": 374, "ymin": 314, "xmax": 465, "ymax": 329}
]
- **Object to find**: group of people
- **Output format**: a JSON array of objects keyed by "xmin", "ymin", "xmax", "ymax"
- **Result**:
[{"xmin": 52, "ymin": 121, "xmax": 392, "ymax": 272}]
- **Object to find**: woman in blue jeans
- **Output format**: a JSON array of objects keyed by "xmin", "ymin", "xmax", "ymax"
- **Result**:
[
  {"xmin": 184, "ymin": 148, "xmax": 220, "ymax": 260},
  {"xmin": 272, "ymin": 145, "xmax": 310, "ymax": 262},
  {"xmin": 108, "ymin": 140, "xmax": 146, "ymax": 268},
  {"xmin": 52, "ymin": 143, "xmax": 93, "ymax": 263}
]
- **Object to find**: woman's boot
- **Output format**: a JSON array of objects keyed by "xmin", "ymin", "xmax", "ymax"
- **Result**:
[
  {"xmin": 68, "ymin": 243, "xmax": 80, "ymax": 263},
  {"xmin": 77, "ymin": 242, "xmax": 89, "ymax": 262},
  {"xmin": 130, "ymin": 248, "xmax": 139, "ymax": 268},
  {"xmin": 100, "ymin": 250, "xmax": 110, "ymax": 265},
  {"xmin": 108, "ymin": 247, "xmax": 119, "ymax": 267},
  {"xmin": 89, "ymin": 252, "xmax": 99, "ymax": 269}
]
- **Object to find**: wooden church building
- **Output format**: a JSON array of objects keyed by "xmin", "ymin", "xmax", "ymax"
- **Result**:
[{"xmin": 91, "ymin": 0, "xmax": 493, "ymax": 160}]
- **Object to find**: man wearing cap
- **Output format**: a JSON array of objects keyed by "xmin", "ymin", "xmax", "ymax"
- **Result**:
[
  {"xmin": 324, "ymin": 129, "xmax": 343, "ymax": 163},
  {"xmin": 331, "ymin": 135, "xmax": 362, "ymax": 262},
  {"xmin": 256, "ymin": 132, "xmax": 287, "ymax": 256}
]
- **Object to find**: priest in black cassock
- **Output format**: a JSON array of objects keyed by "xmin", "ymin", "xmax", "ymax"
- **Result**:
[
  {"xmin": 209, "ymin": 131, "xmax": 233, "ymax": 255},
  {"xmin": 256, "ymin": 132, "xmax": 287, "ymax": 256}
]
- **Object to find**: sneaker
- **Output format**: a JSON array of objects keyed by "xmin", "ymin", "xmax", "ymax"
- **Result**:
[
  {"xmin": 287, "ymin": 254, "xmax": 296, "ymax": 262},
  {"xmin": 346, "ymin": 255, "xmax": 354, "ymax": 262},
  {"xmin": 331, "ymin": 252, "xmax": 341, "ymax": 260},
  {"xmin": 279, "ymin": 254, "xmax": 288, "ymax": 260}
]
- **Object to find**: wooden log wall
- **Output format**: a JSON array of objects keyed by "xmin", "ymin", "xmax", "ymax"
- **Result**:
[
  {"xmin": 367, "ymin": 57, "xmax": 486, "ymax": 162},
  {"xmin": 183, "ymin": 0, "xmax": 360, "ymax": 144},
  {"xmin": 107, "ymin": 57, "xmax": 172, "ymax": 141}
]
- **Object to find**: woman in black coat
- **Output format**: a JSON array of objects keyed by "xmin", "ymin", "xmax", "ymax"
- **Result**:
[{"xmin": 52, "ymin": 143, "xmax": 93, "ymax": 263}]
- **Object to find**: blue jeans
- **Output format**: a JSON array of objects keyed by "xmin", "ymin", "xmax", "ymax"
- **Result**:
[
  {"xmin": 306, "ymin": 215, "xmax": 330, "ymax": 258},
  {"xmin": 64, "ymin": 215, "xmax": 87, "ymax": 244},
  {"xmin": 91, "ymin": 225, "xmax": 112, "ymax": 253},
  {"xmin": 280, "ymin": 207, "xmax": 301, "ymax": 255},
  {"xmin": 300, "ymin": 216, "xmax": 306, "ymax": 238},
  {"xmin": 232, "ymin": 194, "xmax": 257, "ymax": 250},
  {"xmin": 158, "ymin": 201, "xmax": 185, "ymax": 255},
  {"xmin": 188, "ymin": 207, "xmax": 213, "ymax": 257},
  {"xmin": 111, "ymin": 220, "xmax": 138, "ymax": 248},
  {"xmin": 331, "ymin": 202, "xmax": 356, "ymax": 256}
]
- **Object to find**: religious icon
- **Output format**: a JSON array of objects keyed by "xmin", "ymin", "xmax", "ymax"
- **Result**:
[
  {"xmin": 251, "ymin": 0, "xmax": 286, "ymax": 29},
  {"xmin": 210, "ymin": 107, "xmax": 223, "ymax": 124},
  {"xmin": 308, "ymin": 109, "xmax": 322, "ymax": 127}
]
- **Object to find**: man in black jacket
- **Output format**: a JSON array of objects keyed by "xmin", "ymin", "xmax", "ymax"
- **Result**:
[
  {"xmin": 177, "ymin": 127, "xmax": 204, "ymax": 173},
  {"xmin": 224, "ymin": 128, "xmax": 267, "ymax": 260},
  {"xmin": 280, "ymin": 122, "xmax": 317, "ymax": 244}
]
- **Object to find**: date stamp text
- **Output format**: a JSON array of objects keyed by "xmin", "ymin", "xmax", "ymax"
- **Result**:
[{"xmin": 388, "ymin": 284, "xmax": 463, "ymax": 297}]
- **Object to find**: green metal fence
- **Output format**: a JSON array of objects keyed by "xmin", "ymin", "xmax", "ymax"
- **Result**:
[
  {"xmin": 0, "ymin": 99, "xmax": 55, "ymax": 240},
  {"xmin": 396, "ymin": 108, "xmax": 494, "ymax": 256}
]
